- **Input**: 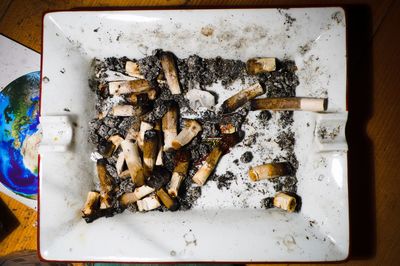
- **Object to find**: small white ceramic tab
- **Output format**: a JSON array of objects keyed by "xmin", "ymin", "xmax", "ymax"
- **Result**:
[
  {"xmin": 39, "ymin": 116, "xmax": 73, "ymax": 153},
  {"xmin": 315, "ymin": 112, "xmax": 348, "ymax": 151}
]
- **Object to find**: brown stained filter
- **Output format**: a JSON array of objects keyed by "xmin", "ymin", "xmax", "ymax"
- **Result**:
[
  {"xmin": 250, "ymin": 98, "xmax": 301, "ymax": 111},
  {"xmin": 221, "ymin": 83, "xmax": 264, "ymax": 114},
  {"xmin": 143, "ymin": 130, "xmax": 159, "ymax": 176},
  {"xmin": 82, "ymin": 191, "xmax": 100, "ymax": 216},
  {"xmin": 246, "ymin": 57, "xmax": 276, "ymax": 74},
  {"xmin": 96, "ymin": 159, "xmax": 114, "ymax": 193},
  {"xmin": 273, "ymin": 192, "xmax": 297, "ymax": 212},
  {"xmin": 248, "ymin": 162, "xmax": 292, "ymax": 181},
  {"xmin": 156, "ymin": 188, "xmax": 179, "ymax": 211}
]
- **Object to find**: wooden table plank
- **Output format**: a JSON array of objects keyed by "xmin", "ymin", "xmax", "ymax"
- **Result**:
[{"xmin": 0, "ymin": 192, "xmax": 37, "ymax": 256}]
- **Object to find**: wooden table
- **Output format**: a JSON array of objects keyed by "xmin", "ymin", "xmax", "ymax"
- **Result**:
[{"xmin": 1, "ymin": 0, "xmax": 399, "ymax": 265}]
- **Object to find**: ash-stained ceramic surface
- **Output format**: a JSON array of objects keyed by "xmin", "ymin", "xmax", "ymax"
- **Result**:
[{"xmin": 40, "ymin": 8, "xmax": 348, "ymax": 262}]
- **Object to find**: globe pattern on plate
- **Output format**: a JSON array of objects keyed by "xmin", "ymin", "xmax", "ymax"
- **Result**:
[{"xmin": 0, "ymin": 71, "xmax": 40, "ymax": 199}]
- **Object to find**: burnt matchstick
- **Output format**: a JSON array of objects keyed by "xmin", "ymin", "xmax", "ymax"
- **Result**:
[
  {"xmin": 108, "ymin": 80, "xmax": 152, "ymax": 95},
  {"xmin": 162, "ymin": 103, "xmax": 178, "ymax": 151},
  {"xmin": 221, "ymin": 83, "xmax": 264, "ymax": 114},
  {"xmin": 250, "ymin": 97, "xmax": 328, "ymax": 112},
  {"xmin": 168, "ymin": 151, "xmax": 190, "ymax": 197},
  {"xmin": 248, "ymin": 162, "xmax": 292, "ymax": 182},
  {"xmin": 156, "ymin": 187, "xmax": 179, "ymax": 211},
  {"xmin": 246, "ymin": 57, "xmax": 276, "ymax": 74},
  {"xmin": 273, "ymin": 192, "xmax": 297, "ymax": 212},
  {"xmin": 119, "ymin": 185, "xmax": 155, "ymax": 206},
  {"xmin": 82, "ymin": 191, "xmax": 100, "ymax": 220},
  {"xmin": 160, "ymin": 52, "xmax": 182, "ymax": 95},
  {"xmin": 171, "ymin": 119, "xmax": 202, "ymax": 150},
  {"xmin": 137, "ymin": 194, "xmax": 161, "ymax": 211},
  {"xmin": 125, "ymin": 61, "xmax": 144, "ymax": 79},
  {"xmin": 143, "ymin": 129, "xmax": 159, "ymax": 177},
  {"xmin": 120, "ymin": 139, "xmax": 144, "ymax": 187},
  {"xmin": 192, "ymin": 133, "xmax": 241, "ymax": 186}
]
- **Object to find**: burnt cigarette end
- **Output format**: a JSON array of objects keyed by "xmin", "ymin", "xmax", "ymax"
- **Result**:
[
  {"xmin": 97, "ymin": 140, "xmax": 116, "ymax": 158},
  {"xmin": 273, "ymin": 192, "xmax": 297, "ymax": 212},
  {"xmin": 168, "ymin": 151, "xmax": 190, "ymax": 197},
  {"xmin": 162, "ymin": 103, "xmax": 178, "ymax": 151},
  {"xmin": 250, "ymin": 97, "xmax": 327, "ymax": 112},
  {"xmin": 156, "ymin": 188, "xmax": 179, "ymax": 211},
  {"xmin": 143, "ymin": 130, "xmax": 159, "ymax": 176},
  {"xmin": 125, "ymin": 61, "xmax": 144, "ymax": 78},
  {"xmin": 121, "ymin": 140, "xmax": 144, "ymax": 186},
  {"xmin": 82, "ymin": 191, "xmax": 100, "ymax": 220},
  {"xmin": 171, "ymin": 120, "xmax": 202, "ymax": 150},
  {"xmin": 221, "ymin": 83, "xmax": 264, "ymax": 114},
  {"xmin": 96, "ymin": 159, "xmax": 114, "ymax": 193},
  {"xmin": 160, "ymin": 52, "xmax": 182, "ymax": 95},
  {"xmin": 146, "ymin": 166, "xmax": 171, "ymax": 190},
  {"xmin": 246, "ymin": 57, "xmax": 276, "ymax": 74},
  {"xmin": 248, "ymin": 162, "xmax": 292, "ymax": 181},
  {"xmin": 192, "ymin": 146, "xmax": 223, "ymax": 186}
]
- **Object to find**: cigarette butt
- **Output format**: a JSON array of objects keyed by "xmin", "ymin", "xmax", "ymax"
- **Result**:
[
  {"xmin": 111, "ymin": 105, "xmax": 135, "ymax": 116},
  {"xmin": 248, "ymin": 162, "xmax": 292, "ymax": 181},
  {"xmin": 221, "ymin": 83, "xmax": 264, "ymax": 114},
  {"xmin": 171, "ymin": 120, "xmax": 202, "ymax": 150},
  {"xmin": 168, "ymin": 159, "xmax": 189, "ymax": 197},
  {"xmin": 120, "ymin": 185, "xmax": 155, "ymax": 206},
  {"xmin": 250, "ymin": 97, "xmax": 328, "ymax": 112},
  {"xmin": 138, "ymin": 121, "xmax": 153, "ymax": 150},
  {"xmin": 220, "ymin": 123, "xmax": 236, "ymax": 134},
  {"xmin": 119, "ymin": 169, "xmax": 130, "ymax": 179},
  {"xmin": 192, "ymin": 146, "xmax": 223, "ymax": 186},
  {"xmin": 247, "ymin": 57, "xmax": 276, "ymax": 74},
  {"xmin": 273, "ymin": 192, "xmax": 297, "ymax": 212},
  {"xmin": 99, "ymin": 192, "xmax": 112, "ymax": 209},
  {"xmin": 125, "ymin": 61, "xmax": 144, "ymax": 78},
  {"xmin": 162, "ymin": 104, "xmax": 178, "ymax": 151},
  {"xmin": 108, "ymin": 80, "xmax": 152, "ymax": 95},
  {"xmin": 97, "ymin": 159, "xmax": 114, "ymax": 193},
  {"xmin": 143, "ymin": 130, "xmax": 158, "ymax": 177},
  {"xmin": 116, "ymin": 151, "xmax": 125, "ymax": 176},
  {"xmin": 82, "ymin": 191, "xmax": 100, "ymax": 217},
  {"xmin": 137, "ymin": 194, "xmax": 161, "ymax": 211},
  {"xmin": 156, "ymin": 188, "xmax": 179, "ymax": 211},
  {"xmin": 120, "ymin": 140, "xmax": 144, "ymax": 187},
  {"xmin": 161, "ymin": 52, "xmax": 181, "ymax": 95}
]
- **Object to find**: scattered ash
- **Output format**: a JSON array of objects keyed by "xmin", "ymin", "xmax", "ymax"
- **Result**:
[
  {"xmin": 177, "ymin": 55, "xmax": 246, "ymax": 90},
  {"xmin": 178, "ymin": 176, "xmax": 202, "ymax": 211},
  {"xmin": 240, "ymin": 151, "xmax": 253, "ymax": 163},
  {"xmin": 317, "ymin": 125, "xmax": 341, "ymax": 141},
  {"xmin": 210, "ymin": 171, "xmax": 235, "ymax": 190},
  {"xmin": 261, "ymin": 197, "xmax": 274, "ymax": 209},
  {"xmin": 257, "ymin": 110, "xmax": 272, "ymax": 127},
  {"xmin": 86, "ymin": 50, "xmax": 301, "ymax": 219}
]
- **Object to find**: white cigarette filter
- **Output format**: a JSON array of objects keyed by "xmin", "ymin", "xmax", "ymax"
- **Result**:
[
  {"xmin": 162, "ymin": 104, "xmax": 178, "ymax": 151},
  {"xmin": 246, "ymin": 57, "xmax": 276, "ymax": 74},
  {"xmin": 108, "ymin": 135, "xmax": 123, "ymax": 150},
  {"xmin": 119, "ymin": 185, "xmax": 155, "ymax": 206},
  {"xmin": 111, "ymin": 105, "xmax": 135, "ymax": 117},
  {"xmin": 171, "ymin": 120, "xmax": 202, "ymax": 150},
  {"xmin": 115, "ymin": 151, "xmax": 125, "ymax": 176},
  {"xmin": 82, "ymin": 191, "xmax": 100, "ymax": 217},
  {"xmin": 221, "ymin": 83, "xmax": 264, "ymax": 114},
  {"xmin": 125, "ymin": 61, "xmax": 144, "ymax": 78},
  {"xmin": 120, "ymin": 139, "xmax": 144, "ymax": 186},
  {"xmin": 248, "ymin": 162, "xmax": 291, "ymax": 181},
  {"xmin": 273, "ymin": 192, "xmax": 297, "ymax": 212},
  {"xmin": 137, "ymin": 194, "xmax": 161, "ymax": 211},
  {"xmin": 160, "ymin": 52, "xmax": 181, "ymax": 94},
  {"xmin": 250, "ymin": 97, "xmax": 328, "ymax": 112},
  {"xmin": 108, "ymin": 80, "xmax": 152, "ymax": 95}
]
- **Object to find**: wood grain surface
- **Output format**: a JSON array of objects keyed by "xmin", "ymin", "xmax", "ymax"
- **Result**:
[{"xmin": 0, "ymin": 0, "xmax": 399, "ymax": 265}]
